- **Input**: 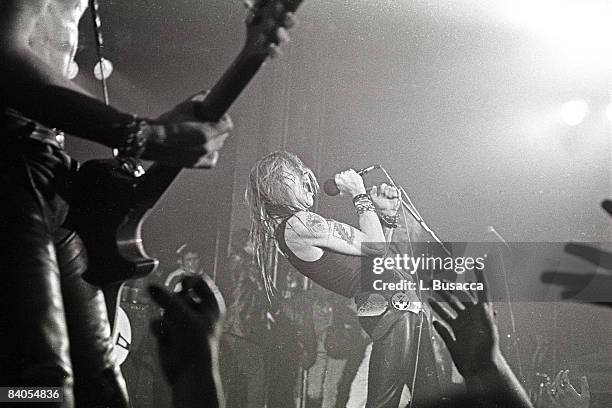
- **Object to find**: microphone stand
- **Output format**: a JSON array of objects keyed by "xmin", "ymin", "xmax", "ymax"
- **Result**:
[
  {"xmin": 488, "ymin": 227, "xmax": 525, "ymax": 383},
  {"xmin": 399, "ymin": 186, "xmax": 451, "ymax": 256},
  {"xmin": 378, "ymin": 166, "xmax": 451, "ymax": 256},
  {"xmin": 375, "ymin": 166, "xmax": 448, "ymax": 408}
]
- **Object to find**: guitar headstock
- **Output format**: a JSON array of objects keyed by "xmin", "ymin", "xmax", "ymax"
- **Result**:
[{"xmin": 243, "ymin": 0, "xmax": 303, "ymax": 58}]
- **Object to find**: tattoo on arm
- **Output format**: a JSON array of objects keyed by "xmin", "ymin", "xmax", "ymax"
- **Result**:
[
  {"xmin": 330, "ymin": 221, "xmax": 355, "ymax": 245},
  {"xmin": 306, "ymin": 212, "xmax": 328, "ymax": 233}
]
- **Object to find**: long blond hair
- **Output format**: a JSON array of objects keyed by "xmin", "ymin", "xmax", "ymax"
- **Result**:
[{"xmin": 246, "ymin": 151, "xmax": 319, "ymax": 297}]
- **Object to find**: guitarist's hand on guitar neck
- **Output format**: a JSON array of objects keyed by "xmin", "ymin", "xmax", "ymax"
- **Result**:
[
  {"xmin": 147, "ymin": 95, "xmax": 233, "ymax": 168},
  {"xmin": 134, "ymin": 0, "xmax": 298, "ymax": 170},
  {"xmin": 244, "ymin": 0, "xmax": 297, "ymax": 59}
]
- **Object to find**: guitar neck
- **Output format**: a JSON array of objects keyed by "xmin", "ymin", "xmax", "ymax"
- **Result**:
[
  {"xmin": 134, "ymin": 0, "xmax": 304, "ymax": 207},
  {"xmin": 195, "ymin": 0, "xmax": 304, "ymax": 122},
  {"xmin": 136, "ymin": 49, "xmax": 269, "ymax": 207},
  {"xmin": 195, "ymin": 50, "xmax": 269, "ymax": 122}
]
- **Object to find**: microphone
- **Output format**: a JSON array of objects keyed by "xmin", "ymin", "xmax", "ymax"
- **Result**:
[{"xmin": 323, "ymin": 165, "xmax": 381, "ymax": 196}]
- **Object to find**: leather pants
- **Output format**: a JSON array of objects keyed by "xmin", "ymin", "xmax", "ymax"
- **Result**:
[
  {"xmin": 361, "ymin": 312, "xmax": 443, "ymax": 408},
  {"xmin": 0, "ymin": 125, "xmax": 129, "ymax": 407}
]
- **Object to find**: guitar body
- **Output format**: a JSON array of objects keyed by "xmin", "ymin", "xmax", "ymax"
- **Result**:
[{"xmin": 68, "ymin": 159, "xmax": 158, "ymax": 286}]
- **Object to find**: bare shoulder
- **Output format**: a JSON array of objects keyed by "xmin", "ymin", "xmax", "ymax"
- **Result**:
[{"xmin": 287, "ymin": 211, "xmax": 329, "ymax": 238}]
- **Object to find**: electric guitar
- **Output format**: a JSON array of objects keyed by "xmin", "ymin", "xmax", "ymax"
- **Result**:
[{"xmin": 69, "ymin": 0, "xmax": 303, "ymax": 290}]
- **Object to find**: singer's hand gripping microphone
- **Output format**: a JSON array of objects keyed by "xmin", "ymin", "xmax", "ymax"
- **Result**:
[{"xmin": 323, "ymin": 165, "xmax": 380, "ymax": 196}]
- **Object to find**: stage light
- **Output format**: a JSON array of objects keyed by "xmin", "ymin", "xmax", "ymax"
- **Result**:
[
  {"xmin": 606, "ymin": 104, "xmax": 612, "ymax": 123},
  {"xmin": 93, "ymin": 58, "xmax": 114, "ymax": 80},
  {"xmin": 561, "ymin": 99, "xmax": 588, "ymax": 126},
  {"xmin": 497, "ymin": 0, "xmax": 612, "ymax": 63}
]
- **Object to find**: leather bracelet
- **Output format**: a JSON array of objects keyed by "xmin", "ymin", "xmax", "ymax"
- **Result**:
[
  {"xmin": 379, "ymin": 213, "xmax": 399, "ymax": 228},
  {"xmin": 353, "ymin": 194, "xmax": 376, "ymax": 214},
  {"xmin": 352, "ymin": 193, "xmax": 370, "ymax": 205},
  {"xmin": 356, "ymin": 203, "xmax": 376, "ymax": 215},
  {"xmin": 117, "ymin": 116, "xmax": 149, "ymax": 158}
]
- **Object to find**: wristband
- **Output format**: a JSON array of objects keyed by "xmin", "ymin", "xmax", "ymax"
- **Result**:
[
  {"xmin": 353, "ymin": 194, "xmax": 376, "ymax": 215},
  {"xmin": 117, "ymin": 116, "xmax": 149, "ymax": 159},
  {"xmin": 352, "ymin": 193, "xmax": 370, "ymax": 205},
  {"xmin": 379, "ymin": 213, "xmax": 399, "ymax": 229},
  {"xmin": 355, "ymin": 203, "xmax": 376, "ymax": 215}
]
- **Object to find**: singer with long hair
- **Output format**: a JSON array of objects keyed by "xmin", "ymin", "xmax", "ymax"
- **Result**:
[{"xmin": 247, "ymin": 151, "xmax": 443, "ymax": 407}]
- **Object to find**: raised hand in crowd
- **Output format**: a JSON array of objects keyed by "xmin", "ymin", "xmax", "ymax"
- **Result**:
[
  {"xmin": 149, "ymin": 275, "xmax": 226, "ymax": 408},
  {"xmin": 429, "ymin": 267, "xmax": 534, "ymax": 408},
  {"xmin": 531, "ymin": 369, "xmax": 591, "ymax": 408},
  {"xmin": 542, "ymin": 200, "xmax": 612, "ymax": 308},
  {"xmin": 531, "ymin": 380, "xmax": 556, "ymax": 408},
  {"xmin": 547, "ymin": 370, "xmax": 590, "ymax": 408}
]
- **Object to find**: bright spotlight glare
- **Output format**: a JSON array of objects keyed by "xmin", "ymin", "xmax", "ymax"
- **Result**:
[
  {"xmin": 606, "ymin": 104, "xmax": 612, "ymax": 123},
  {"xmin": 561, "ymin": 99, "xmax": 589, "ymax": 126},
  {"xmin": 498, "ymin": 1, "xmax": 612, "ymax": 61}
]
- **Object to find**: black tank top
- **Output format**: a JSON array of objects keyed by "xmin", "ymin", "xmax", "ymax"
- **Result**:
[{"xmin": 276, "ymin": 218, "xmax": 362, "ymax": 298}]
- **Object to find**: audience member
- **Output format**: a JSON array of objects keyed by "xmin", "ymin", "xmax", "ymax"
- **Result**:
[
  {"xmin": 220, "ymin": 229, "xmax": 269, "ymax": 408},
  {"xmin": 542, "ymin": 200, "xmax": 612, "ymax": 307},
  {"xmin": 166, "ymin": 245, "xmax": 207, "ymax": 293},
  {"xmin": 429, "ymin": 267, "xmax": 534, "ymax": 408},
  {"xmin": 530, "ymin": 369, "xmax": 590, "ymax": 408},
  {"xmin": 148, "ymin": 275, "xmax": 226, "ymax": 408}
]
